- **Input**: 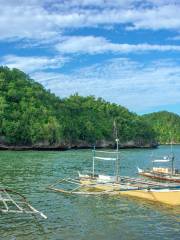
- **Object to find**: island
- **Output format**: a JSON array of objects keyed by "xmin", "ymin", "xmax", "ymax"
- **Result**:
[{"xmin": 0, "ymin": 67, "xmax": 179, "ymax": 150}]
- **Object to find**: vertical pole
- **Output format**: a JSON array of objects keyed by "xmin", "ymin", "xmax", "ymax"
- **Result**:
[
  {"xmin": 93, "ymin": 145, "xmax": 95, "ymax": 177},
  {"xmin": 116, "ymin": 139, "xmax": 119, "ymax": 182},
  {"xmin": 170, "ymin": 139, "xmax": 174, "ymax": 175},
  {"xmin": 171, "ymin": 153, "xmax": 174, "ymax": 175},
  {"xmin": 152, "ymin": 153, "xmax": 154, "ymax": 174}
]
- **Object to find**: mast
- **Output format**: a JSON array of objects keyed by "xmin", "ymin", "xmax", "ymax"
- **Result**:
[
  {"xmin": 113, "ymin": 119, "xmax": 120, "ymax": 182},
  {"xmin": 170, "ymin": 140, "xmax": 174, "ymax": 175},
  {"xmin": 93, "ymin": 145, "xmax": 95, "ymax": 177},
  {"xmin": 115, "ymin": 138, "xmax": 120, "ymax": 182},
  {"xmin": 171, "ymin": 153, "xmax": 175, "ymax": 175},
  {"xmin": 169, "ymin": 132, "xmax": 175, "ymax": 175}
]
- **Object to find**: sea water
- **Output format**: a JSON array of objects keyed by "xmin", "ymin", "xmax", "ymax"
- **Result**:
[{"xmin": 0, "ymin": 145, "xmax": 180, "ymax": 240}]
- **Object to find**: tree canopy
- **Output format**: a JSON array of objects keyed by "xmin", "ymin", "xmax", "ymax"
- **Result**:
[
  {"xmin": 143, "ymin": 111, "xmax": 180, "ymax": 144},
  {"xmin": 1, "ymin": 66, "xmax": 175, "ymax": 147}
]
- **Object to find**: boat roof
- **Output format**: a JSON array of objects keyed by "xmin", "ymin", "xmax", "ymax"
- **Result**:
[
  {"xmin": 94, "ymin": 156, "xmax": 116, "ymax": 161},
  {"xmin": 152, "ymin": 159, "xmax": 170, "ymax": 163}
]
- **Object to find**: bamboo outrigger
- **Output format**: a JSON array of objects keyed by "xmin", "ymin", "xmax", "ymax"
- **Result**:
[
  {"xmin": 49, "ymin": 177, "xmax": 180, "ymax": 206},
  {"xmin": 0, "ymin": 185, "xmax": 47, "ymax": 219},
  {"xmin": 48, "ymin": 139, "xmax": 180, "ymax": 206}
]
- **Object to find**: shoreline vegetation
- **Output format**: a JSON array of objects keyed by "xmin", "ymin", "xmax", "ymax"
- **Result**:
[{"xmin": 0, "ymin": 67, "xmax": 180, "ymax": 151}]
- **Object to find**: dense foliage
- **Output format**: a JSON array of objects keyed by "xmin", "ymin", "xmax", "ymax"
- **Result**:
[
  {"xmin": 0, "ymin": 67, "xmax": 62, "ymax": 145},
  {"xmin": 143, "ymin": 111, "xmax": 180, "ymax": 144},
  {"xmin": 0, "ymin": 67, "xmax": 156, "ymax": 147}
]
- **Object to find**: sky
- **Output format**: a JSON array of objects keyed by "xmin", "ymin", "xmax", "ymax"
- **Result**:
[{"xmin": 0, "ymin": 0, "xmax": 180, "ymax": 115}]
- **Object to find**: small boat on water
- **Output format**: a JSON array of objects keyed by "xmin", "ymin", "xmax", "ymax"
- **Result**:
[
  {"xmin": 48, "ymin": 140, "xmax": 180, "ymax": 206},
  {"xmin": 137, "ymin": 153, "xmax": 180, "ymax": 183}
]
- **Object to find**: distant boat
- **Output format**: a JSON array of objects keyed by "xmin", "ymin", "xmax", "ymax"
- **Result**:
[{"xmin": 138, "ymin": 153, "xmax": 180, "ymax": 183}]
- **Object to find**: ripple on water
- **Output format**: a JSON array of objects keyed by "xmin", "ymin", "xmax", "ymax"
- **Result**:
[{"xmin": 0, "ymin": 147, "xmax": 180, "ymax": 240}]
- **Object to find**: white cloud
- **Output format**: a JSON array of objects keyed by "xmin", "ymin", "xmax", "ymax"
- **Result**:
[
  {"xmin": 56, "ymin": 36, "xmax": 109, "ymax": 54},
  {"xmin": 0, "ymin": 4, "xmax": 59, "ymax": 41},
  {"xmin": 31, "ymin": 58, "xmax": 180, "ymax": 112},
  {"xmin": 1, "ymin": 0, "xmax": 180, "ymax": 114},
  {"xmin": 56, "ymin": 36, "xmax": 180, "ymax": 54},
  {"xmin": 0, "ymin": 55, "xmax": 68, "ymax": 72},
  {"xmin": 0, "ymin": 0, "xmax": 180, "ymax": 43}
]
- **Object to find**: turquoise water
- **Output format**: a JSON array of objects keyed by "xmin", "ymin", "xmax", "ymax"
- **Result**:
[{"xmin": 0, "ymin": 146, "xmax": 180, "ymax": 240}]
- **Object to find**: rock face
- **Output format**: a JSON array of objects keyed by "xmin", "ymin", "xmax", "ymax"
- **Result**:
[
  {"xmin": 119, "ymin": 140, "xmax": 158, "ymax": 148},
  {"xmin": 0, "ymin": 139, "xmax": 158, "ymax": 150}
]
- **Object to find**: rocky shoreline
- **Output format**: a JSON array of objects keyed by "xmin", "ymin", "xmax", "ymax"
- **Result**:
[{"xmin": 0, "ymin": 140, "xmax": 158, "ymax": 151}]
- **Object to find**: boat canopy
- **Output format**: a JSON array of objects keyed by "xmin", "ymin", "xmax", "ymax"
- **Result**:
[
  {"xmin": 95, "ymin": 150, "xmax": 118, "ymax": 154},
  {"xmin": 152, "ymin": 159, "xmax": 170, "ymax": 163},
  {"xmin": 94, "ymin": 156, "xmax": 116, "ymax": 161}
]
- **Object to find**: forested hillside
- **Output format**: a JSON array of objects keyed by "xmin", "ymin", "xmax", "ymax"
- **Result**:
[
  {"xmin": 143, "ymin": 111, "xmax": 180, "ymax": 144},
  {"xmin": 0, "ymin": 66, "xmax": 158, "ymax": 149}
]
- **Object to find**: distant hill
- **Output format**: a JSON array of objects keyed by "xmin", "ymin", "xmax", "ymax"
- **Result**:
[
  {"xmin": 0, "ymin": 66, "xmax": 157, "ymax": 149},
  {"xmin": 143, "ymin": 111, "xmax": 180, "ymax": 144}
]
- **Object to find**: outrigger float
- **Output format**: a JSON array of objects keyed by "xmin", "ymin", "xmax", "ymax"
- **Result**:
[
  {"xmin": 48, "ymin": 139, "xmax": 180, "ymax": 206},
  {"xmin": 0, "ymin": 184, "xmax": 47, "ymax": 219}
]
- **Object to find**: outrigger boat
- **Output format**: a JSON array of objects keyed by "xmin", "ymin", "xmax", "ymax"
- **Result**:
[
  {"xmin": 48, "ymin": 139, "xmax": 180, "ymax": 206},
  {"xmin": 0, "ymin": 184, "xmax": 47, "ymax": 219},
  {"xmin": 137, "ymin": 152, "xmax": 180, "ymax": 183}
]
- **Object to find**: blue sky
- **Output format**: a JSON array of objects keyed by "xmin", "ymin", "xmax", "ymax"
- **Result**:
[{"xmin": 0, "ymin": 0, "xmax": 180, "ymax": 114}]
